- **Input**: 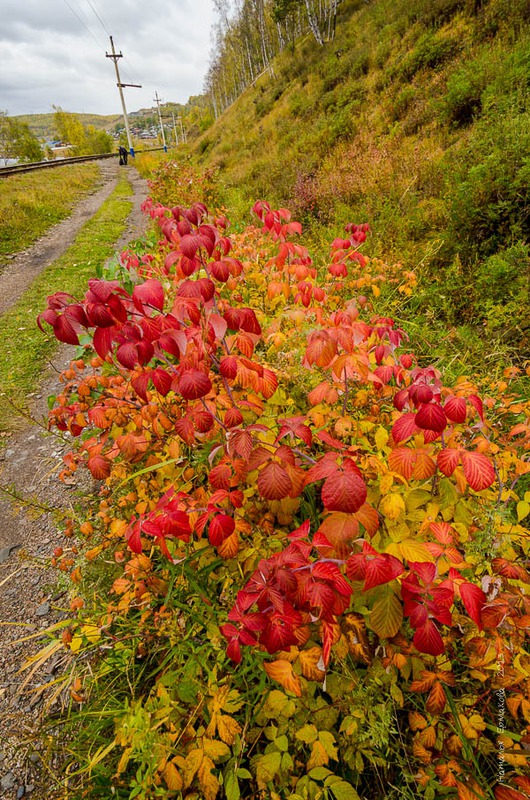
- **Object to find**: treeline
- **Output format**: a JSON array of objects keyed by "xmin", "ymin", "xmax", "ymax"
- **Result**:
[{"xmin": 205, "ymin": 0, "xmax": 342, "ymax": 116}]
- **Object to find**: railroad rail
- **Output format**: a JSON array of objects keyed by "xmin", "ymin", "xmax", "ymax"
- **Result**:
[{"xmin": 0, "ymin": 147, "xmax": 167, "ymax": 178}]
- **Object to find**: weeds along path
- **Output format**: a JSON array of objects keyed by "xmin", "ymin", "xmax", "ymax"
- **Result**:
[{"xmin": 0, "ymin": 165, "xmax": 149, "ymax": 800}]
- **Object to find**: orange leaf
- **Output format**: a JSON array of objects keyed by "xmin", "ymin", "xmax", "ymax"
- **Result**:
[
  {"xmin": 217, "ymin": 531, "xmax": 239, "ymax": 559},
  {"xmin": 426, "ymin": 682, "xmax": 446, "ymax": 715},
  {"xmin": 495, "ymin": 787, "xmax": 528, "ymax": 800},
  {"xmin": 298, "ymin": 647, "xmax": 326, "ymax": 681},
  {"xmin": 263, "ymin": 659, "xmax": 302, "ymax": 696},
  {"xmin": 460, "ymin": 450, "xmax": 496, "ymax": 492},
  {"xmin": 257, "ymin": 461, "xmax": 292, "ymax": 500},
  {"xmin": 457, "ymin": 780, "xmax": 487, "ymax": 800}
]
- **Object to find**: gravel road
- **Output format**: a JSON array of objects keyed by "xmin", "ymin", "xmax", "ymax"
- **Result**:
[{"xmin": 0, "ymin": 162, "xmax": 149, "ymax": 799}]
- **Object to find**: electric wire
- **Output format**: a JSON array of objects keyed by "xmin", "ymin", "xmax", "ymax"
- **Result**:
[
  {"xmin": 85, "ymin": 0, "xmax": 112, "ymax": 35},
  {"xmin": 62, "ymin": 0, "xmax": 106, "ymax": 50}
]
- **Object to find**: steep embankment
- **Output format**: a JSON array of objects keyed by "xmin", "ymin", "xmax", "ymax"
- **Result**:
[{"xmin": 195, "ymin": 0, "xmax": 530, "ymax": 353}]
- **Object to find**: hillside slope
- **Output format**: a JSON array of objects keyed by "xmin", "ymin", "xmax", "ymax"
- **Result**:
[{"xmin": 195, "ymin": 0, "xmax": 530, "ymax": 353}]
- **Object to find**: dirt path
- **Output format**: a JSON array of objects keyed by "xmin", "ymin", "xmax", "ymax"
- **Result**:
[{"xmin": 0, "ymin": 163, "xmax": 149, "ymax": 799}]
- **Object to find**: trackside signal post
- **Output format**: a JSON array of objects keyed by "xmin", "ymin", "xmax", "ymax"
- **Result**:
[{"xmin": 106, "ymin": 36, "xmax": 141, "ymax": 158}]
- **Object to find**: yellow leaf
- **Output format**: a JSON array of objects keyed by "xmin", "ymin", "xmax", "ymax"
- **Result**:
[
  {"xmin": 375, "ymin": 427, "xmax": 389, "ymax": 450},
  {"xmin": 458, "ymin": 713, "xmax": 486, "ymax": 740},
  {"xmin": 379, "ymin": 473, "xmax": 394, "ymax": 494},
  {"xmin": 182, "ymin": 748, "xmax": 204, "ymax": 788},
  {"xmin": 217, "ymin": 714, "xmax": 242, "ymax": 745},
  {"xmin": 202, "ymin": 739, "xmax": 231, "ymax": 760},
  {"xmin": 198, "ymin": 755, "xmax": 220, "ymax": 800},
  {"xmin": 264, "ymin": 659, "xmax": 302, "ymax": 697},
  {"xmin": 380, "ymin": 493, "xmax": 405, "ymax": 521},
  {"xmin": 306, "ymin": 740, "xmax": 329, "ymax": 771},
  {"xmin": 369, "ymin": 587, "xmax": 403, "ymax": 639},
  {"xmin": 397, "ymin": 539, "xmax": 434, "ymax": 563},
  {"xmin": 162, "ymin": 761, "xmax": 183, "ymax": 791},
  {"xmin": 115, "ymin": 747, "xmax": 132, "ymax": 776}
]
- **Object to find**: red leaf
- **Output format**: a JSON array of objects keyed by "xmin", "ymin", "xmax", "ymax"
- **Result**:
[
  {"xmin": 174, "ymin": 417, "xmax": 195, "ymax": 444},
  {"xmin": 437, "ymin": 448, "xmax": 460, "ymax": 477},
  {"xmin": 444, "ymin": 395, "xmax": 467, "ymax": 423},
  {"xmin": 151, "ymin": 368, "xmax": 172, "ymax": 396},
  {"xmin": 460, "ymin": 451, "xmax": 495, "ymax": 491},
  {"xmin": 211, "ymin": 260, "xmax": 230, "ymax": 282},
  {"xmin": 54, "ymin": 315, "xmax": 80, "ymax": 345},
  {"xmin": 468, "ymin": 394, "xmax": 484, "ymax": 422},
  {"xmin": 392, "ymin": 413, "xmax": 419, "ymax": 443},
  {"xmin": 180, "ymin": 234, "xmax": 201, "ymax": 259},
  {"xmin": 459, "ymin": 582, "xmax": 486, "ymax": 628},
  {"xmin": 220, "ymin": 356, "xmax": 238, "ymax": 379},
  {"xmin": 93, "ymin": 326, "xmax": 114, "ymax": 359},
  {"xmin": 87, "ymin": 454, "xmax": 111, "ymax": 480},
  {"xmin": 209, "ymin": 463, "xmax": 232, "ymax": 490},
  {"xmin": 225, "ymin": 407, "xmax": 244, "ymax": 428},
  {"xmin": 415, "ymin": 403, "xmax": 447, "ymax": 433},
  {"xmin": 116, "ymin": 342, "xmax": 139, "ymax": 369},
  {"xmin": 258, "ymin": 462, "xmax": 293, "ymax": 500},
  {"xmin": 413, "ymin": 619, "xmax": 445, "ymax": 656},
  {"xmin": 133, "ymin": 279, "xmax": 164, "ymax": 312},
  {"xmin": 179, "ymin": 369, "xmax": 212, "ymax": 400},
  {"xmin": 363, "ymin": 553, "xmax": 405, "ymax": 591},
  {"xmin": 209, "ymin": 514, "xmax": 235, "ymax": 546},
  {"xmin": 321, "ymin": 470, "xmax": 367, "ymax": 513}
]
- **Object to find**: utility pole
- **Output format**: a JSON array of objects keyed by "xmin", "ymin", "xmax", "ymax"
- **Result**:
[
  {"xmin": 154, "ymin": 91, "xmax": 167, "ymax": 152},
  {"xmin": 106, "ymin": 36, "xmax": 141, "ymax": 157},
  {"xmin": 172, "ymin": 112, "xmax": 179, "ymax": 146},
  {"xmin": 178, "ymin": 116, "xmax": 187, "ymax": 144}
]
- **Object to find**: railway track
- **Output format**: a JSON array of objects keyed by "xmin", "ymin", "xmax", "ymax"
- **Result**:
[{"xmin": 0, "ymin": 147, "xmax": 166, "ymax": 178}]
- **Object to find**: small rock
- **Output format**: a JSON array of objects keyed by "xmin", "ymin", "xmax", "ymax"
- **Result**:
[
  {"xmin": 35, "ymin": 602, "xmax": 50, "ymax": 617},
  {"xmin": 0, "ymin": 544, "xmax": 21, "ymax": 564},
  {"xmin": 0, "ymin": 751, "xmax": 4, "ymax": 762},
  {"xmin": 28, "ymin": 754, "xmax": 40, "ymax": 765},
  {"xmin": 1, "ymin": 772, "xmax": 16, "ymax": 791},
  {"xmin": 4, "ymin": 448, "xmax": 15, "ymax": 458},
  {"xmin": 25, "ymin": 786, "xmax": 35, "ymax": 794},
  {"xmin": 17, "ymin": 785, "xmax": 25, "ymax": 798}
]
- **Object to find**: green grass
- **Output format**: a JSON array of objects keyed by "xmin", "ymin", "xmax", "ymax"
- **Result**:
[
  {"xmin": 0, "ymin": 163, "xmax": 101, "ymax": 264},
  {"xmin": 192, "ymin": 0, "xmax": 530, "ymax": 359},
  {"xmin": 0, "ymin": 172, "xmax": 134, "ymax": 433}
]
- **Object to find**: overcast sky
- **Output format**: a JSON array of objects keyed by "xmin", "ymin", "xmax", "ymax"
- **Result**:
[{"xmin": 0, "ymin": 0, "xmax": 216, "ymax": 117}]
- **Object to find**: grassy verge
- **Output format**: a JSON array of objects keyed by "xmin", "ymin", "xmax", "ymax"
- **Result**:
[
  {"xmin": 0, "ymin": 163, "xmax": 101, "ymax": 265},
  {"xmin": 0, "ymin": 172, "xmax": 134, "ymax": 433}
]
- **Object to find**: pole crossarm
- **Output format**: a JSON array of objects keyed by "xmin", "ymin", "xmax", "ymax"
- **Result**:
[{"xmin": 105, "ymin": 35, "xmax": 140, "ymax": 157}]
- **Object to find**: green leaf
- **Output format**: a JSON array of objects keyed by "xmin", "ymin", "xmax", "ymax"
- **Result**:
[
  {"xmin": 252, "ymin": 751, "xmax": 282, "ymax": 787},
  {"xmin": 177, "ymin": 679, "xmax": 199, "ymax": 704},
  {"xmin": 517, "ymin": 499, "xmax": 530, "ymax": 521},
  {"xmin": 236, "ymin": 768, "xmax": 252, "ymax": 779},
  {"xmin": 405, "ymin": 488, "xmax": 431, "ymax": 512},
  {"xmin": 308, "ymin": 766, "xmax": 333, "ymax": 781},
  {"xmin": 224, "ymin": 769, "xmax": 240, "ymax": 800},
  {"xmin": 326, "ymin": 778, "xmax": 361, "ymax": 800},
  {"xmin": 295, "ymin": 724, "xmax": 319, "ymax": 745}
]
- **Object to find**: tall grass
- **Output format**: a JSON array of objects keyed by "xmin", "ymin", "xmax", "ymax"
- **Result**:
[{"xmin": 0, "ymin": 164, "xmax": 101, "ymax": 263}]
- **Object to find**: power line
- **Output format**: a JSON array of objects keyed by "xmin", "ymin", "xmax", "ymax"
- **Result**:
[
  {"xmin": 62, "ymin": 0, "xmax": 106, "ymax": 50},
  {"xmin": 85, "ymin": 0, "xmax": 111, "ymax": 36}
]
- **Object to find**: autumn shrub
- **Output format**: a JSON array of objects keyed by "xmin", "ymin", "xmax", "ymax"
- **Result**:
[{"xmin": 37, "ymin": 167, "xmax": 530, "ymax": 800}]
